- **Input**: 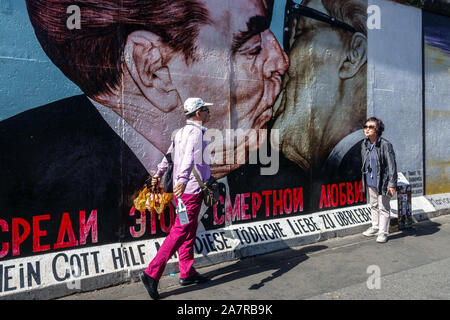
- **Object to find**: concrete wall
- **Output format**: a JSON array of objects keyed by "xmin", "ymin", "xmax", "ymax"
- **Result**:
[
  {"xmin": 0, "ymin": 0, "xmax": 449, "ymax": 299},
  {"xmin": 368, "ymin": 0, "xmax": 424, "ymax": 195}
]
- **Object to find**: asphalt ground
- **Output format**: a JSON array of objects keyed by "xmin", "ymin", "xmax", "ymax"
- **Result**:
[{"xmin": 60, "ymin": 214, "xmax": 450, "ymax": 301}]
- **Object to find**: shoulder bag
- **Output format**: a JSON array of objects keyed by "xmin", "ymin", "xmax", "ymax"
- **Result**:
[{"xmin": 192, "ymin": 168, "xmax": 220, "ymax": 207}]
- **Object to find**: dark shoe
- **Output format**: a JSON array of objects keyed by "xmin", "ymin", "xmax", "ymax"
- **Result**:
[
  {"xmin": 139, "ymin": 271, "xmax": 160, "ymax": 300},
  {"xmin": 179, "ymin": 273, "xmax": 209, "ymax": 286}
]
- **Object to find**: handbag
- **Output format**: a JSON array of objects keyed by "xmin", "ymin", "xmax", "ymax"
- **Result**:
[{"xmin": 192, "ymin": 167, "xmax": 220, "ymax": 207}]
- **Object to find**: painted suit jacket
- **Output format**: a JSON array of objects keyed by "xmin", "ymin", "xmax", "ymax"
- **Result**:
[{"xmin": 0, "ymin": 95, "xmax": 150, "ymax": 259}]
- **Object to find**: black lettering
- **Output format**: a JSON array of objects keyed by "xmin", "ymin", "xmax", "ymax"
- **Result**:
[
  {"xmin": 304, "ymin": 218, "xmax": 319, "ymax": 232},
  {"xmin": 220, "ymin": 232, "xmax": 232, "ymax": 249},
  {"xmin": 128, "ymin": 247, "xmax": 140, "ymax": 266},
  {"xmin": 296, "ymin": 219, "xmax": 309, "ymax": 233},
  {"xmin": 137, "ymin": 244, "xmax": 146, "ymax": 265},
  {"xmin": 194, "ymin": 238, "xmax": 203, "ymax": 254},
  {"xmin": 334, "ymin": 213, "xmax": 345, "ymax": 227},
  {"xmin": 233, "ymin": 229, "xmax": 244, "ymax": 245},
  {"xmin": 201, "ymin": 235, "xmax": 211, "ymax": 252},
  {"xmin": 111, "ymin": 248, "xmax": 124, "ymax": 270},
  {"xmin": 123, "ymin": 248, "xmax": 131, "ymax": 267},
  {"xmin": 287, "ymin": 219, "xmax": 300, "ymax": 235},
  {"xmin": 358, "ymin": 208, "xmax": 369, "ymax": 222},
  {"xmin": 205, "ymin": 234, "xmax": 217, "ymax": 252},
  {"xmin": 27, "ymin": 262, "xmax": 41, "ymax": 287},
  {"xmin": 53, "ymin": 253, "xmax": 70, "ymax": 281},
  {"xmin": 263, "ymin": 224, "xmax": 276, "ymax": 239},
  {"xmin": 4, "ymin": 265, "xmax": 16, "ymax": 292},
  {"xmin": 268, "ymin": 223, "xmax": 282, "ymax": 238},
  {"xmin": 343, "ymin": 211, "xmax": 357, "ymax": 225},
  {"xmin": 337, "ymin": 212, "xmax": 349, "ymax": 225},
  {"xmin": 257, "ymin": 225, "xmax": 269, "ymax": 241},
  {"xmin": 80, "ymin": 253, "xmax": 90, "ymax": 276},
  {"xmin": 91, "ymin": 251, "xmax": 100, "ymax": 273},
  {"xmin": 212, "ymin": 232, "xmax": 225, "ymax": 251},
  {"xmin": 70, "ymin": 254, "xmax": 82, "ymax": 277},
  {"xmin": 240, "ymin": 229, "xmax": 252, "ymax": 243},
  {"xmin": 19, "ymin": 264, "xmax": 24, "ymax": 289},
  {"xmin": 328, "ymin": 214, "xmax": 337, "ymax": 228},
  {"xmin": 275, "ymin": 222, "xmax": 287, "ymax": 237},
  {"xmin": 248, "ymin": 227, "xmax": 261, "ymax": 243}
]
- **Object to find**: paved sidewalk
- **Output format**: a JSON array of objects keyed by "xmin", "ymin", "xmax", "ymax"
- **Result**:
[{"xmin": 60, "ymin": 214, "xmax": 450, "ymax": 300}]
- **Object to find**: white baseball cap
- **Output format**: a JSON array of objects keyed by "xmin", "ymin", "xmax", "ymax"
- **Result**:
[{"xmin": 183, "ymin": 97, "xmax": 213, "ymax": 115}]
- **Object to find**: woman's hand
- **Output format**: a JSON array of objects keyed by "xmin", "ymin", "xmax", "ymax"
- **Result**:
[{"xmin": 387, "ymin": 186, "xmax": 396, "ymax": 196}]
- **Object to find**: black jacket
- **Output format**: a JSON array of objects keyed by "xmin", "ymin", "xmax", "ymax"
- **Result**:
[{"xmin": 361, "ymin": 136, "xmax": 397, "ymax": 196}]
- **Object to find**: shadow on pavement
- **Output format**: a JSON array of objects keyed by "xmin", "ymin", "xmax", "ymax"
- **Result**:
[
  {"xmin": 389, "ymin": 220, "xmax": 442, "ymax": 241},
  {"xmin": 160, "ymin": 244, "xmax": 328, "ymax": 299}
]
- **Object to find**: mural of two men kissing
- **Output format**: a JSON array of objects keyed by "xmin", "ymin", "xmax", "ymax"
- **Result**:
[{"xmin": 0, "ymin": 0, "xmax": 367, "ymax": 260}]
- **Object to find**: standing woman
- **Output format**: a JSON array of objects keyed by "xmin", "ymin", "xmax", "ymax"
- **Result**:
[{"xmin": 361, "ymin": 117, "xmax": 398, "ymax": 243}]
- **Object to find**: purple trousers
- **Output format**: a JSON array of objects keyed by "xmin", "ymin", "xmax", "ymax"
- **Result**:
[{"xmin": 145, "ymin": 192, "xmax": 203, "ymax": 280}]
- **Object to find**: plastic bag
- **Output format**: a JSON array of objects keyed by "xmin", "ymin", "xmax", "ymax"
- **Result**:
[{"xmin": 133, "ymin": 185, "xmax": 173, "ymax": 219}]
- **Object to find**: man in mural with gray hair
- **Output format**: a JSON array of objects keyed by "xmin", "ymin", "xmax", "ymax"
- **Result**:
[
  {"xmin": 0, "ymin": 0, "xmax": 288, "ymax": 259},
  {"xmin": 271, "ymin": 0, "xmax": 367, "ymax": 198}
]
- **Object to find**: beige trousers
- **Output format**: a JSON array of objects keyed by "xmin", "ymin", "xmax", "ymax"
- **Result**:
[{"xmin": 368, "ymin": 186, "xmax": 391, "ymax": 235}]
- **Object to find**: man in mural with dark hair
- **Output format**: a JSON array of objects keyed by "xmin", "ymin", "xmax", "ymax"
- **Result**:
[
  {"xmin": 0, "ymin": 0, "xmax": 288, "ymax": 258},
  {"xmin": 270, "ymin": 0, "xmax": 368, "ymax": 204},
  {"xmin": 361, "ymin": 117, "xmax": 397, "ymax": 243}
]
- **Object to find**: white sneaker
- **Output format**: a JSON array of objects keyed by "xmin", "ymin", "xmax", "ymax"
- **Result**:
[
  {"xmin": 376, "ymin": 233, "xmax": 388, "ymax": 243},
  {"xmin": 363, "ymin": 227, "xmax": 379, "ymax": 237}
]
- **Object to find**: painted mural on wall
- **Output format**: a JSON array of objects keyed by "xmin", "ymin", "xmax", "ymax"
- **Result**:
[
  {"xmin": 0, "ymin": 0, "xmax": 367, "ymax": 260},
  {"xmin": 423, "ymin": 11, "xmax": 450, "ymax": 194}
]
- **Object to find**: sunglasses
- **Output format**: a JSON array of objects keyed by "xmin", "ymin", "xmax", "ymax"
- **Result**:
[
  {"xmin": 283, "ymin": 0, "xmax": 358, "ymax": 52},
  {"xmin": 363, "ymin": 125, "xmax": 376, "ymax": 130},
  {"xmin": 199, "ymin": 107, "xmax": 210, "ymax": 113}
]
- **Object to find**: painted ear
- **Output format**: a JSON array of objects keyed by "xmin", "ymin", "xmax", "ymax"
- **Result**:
[
  {"xmin": 338, "ymin": 32, "xmax": 367, "ymax": 80},
  {"xmin": 124, "ymin": 31, "xmax": 181, "ymax": 113}
]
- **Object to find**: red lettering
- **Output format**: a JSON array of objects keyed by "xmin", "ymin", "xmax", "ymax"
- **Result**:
[
  {"xmin": 160, "ymin": 205, "xmax": 175, "ymax": 233},
  {"xmin": 150, "ymin": 208, "xmax": 157, "ymax": 234},
  {"xmin": 213, "ymin": 196, "xmax": 225, "ymax": 225},
  {"xmin": 327, "ymin": 184, "xmax": 332, "ymax": 207},
  {"xmin": 293, "ymin": 187, "xmax": 303, "ymax": 212},
  {"xmin": 251, "ymin": 192, "xmax": 262, "ymax": 219},
  {"xmin": 355, "ymin": 180, "xmax": 363, "ymax": 203},
  {"xmin": 331, "ymin": 184, "xmax": 339, "ymax": 207},
  {"xmin": 283, "ymin": 189, "xmax": 293, "ymax": 214},
  {"xmin": 339, "ymin": 183, "xmax": 346, "ymax": 206},
  {"xmin": 33, "ymin": 214, "xmax": 50, "ymax": 253},
  {"xmin": 262, "ymin": 190, "xmax": 272, "ymax": 217},
  {"xmin": 273, "ymin": 189, "xmax": 283, "ymax": 216},
  {"xmin": 241, "ymin": 193, "xmax": 250, "ymax": 220},
  {"xmin": 54, "ymin": 213, "xmax": 78, "ymax": 249},
  {"xmin": 129, "ymin": 206, "xmax": 146, "ymax": 238},
  {"xmin": 319, "ymin": 185, "xmax": 327, "ymax": 209},
  {"xmin": 0, "ymin": 219, "xmax": 9, "ymax": 258},
  {"xmin": 79, "ymin": 210, "xmax": 98, "ymax": 244},
  {"xmin": 12, "ymin": 218, "xmax": 31, "ymax": 256},
  {"xmin": 347, "ymin": 183, "xmax": 354, "ymax": 204},
  {"xmin": 226, "ymin": 195, "xmax": 241, "ymax": 222}
]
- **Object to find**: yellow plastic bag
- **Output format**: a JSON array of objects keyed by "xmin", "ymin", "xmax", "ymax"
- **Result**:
[
  {"xmin": 133, "ymin": 187, "xmax": 149, "ymax": 212},
  {"xmin": 134, "ymin": 185, "xmax": 173, "ymax": 219}
]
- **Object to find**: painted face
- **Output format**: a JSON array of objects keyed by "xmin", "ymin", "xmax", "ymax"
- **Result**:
[
  {"xmin": 167, "ymin": 0, "xmax": 289, "ymax": 176},
  {"xmin": 271, "ymin": 0, "xmax": 352, "ymax": 171}
]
